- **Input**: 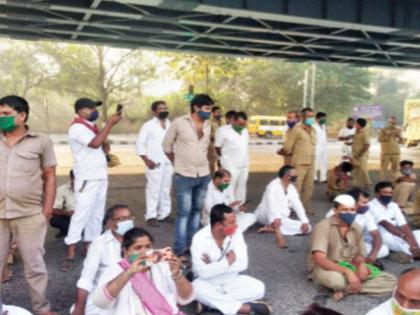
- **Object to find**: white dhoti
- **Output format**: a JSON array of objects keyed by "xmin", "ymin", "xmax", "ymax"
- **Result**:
[
  {"xmin": 279, "ymin": 218, "xmax": 312, "ymax": 235},
  {"xmin": 223, "ymin": 165, "xmax": 248, "ymax": 203},
  {"xmin": 379, "ymin": 228, "xmax": 420, "ymax": 256},
  {"xmin": 193, "ymin": 275, "xmax": 265, "ymax": 315},
  {"xmin": 315, "ymin": 149, "xmax": 328, "ymax": 182},
  {"xmin": 236, "ymin": 213, "xmax": 257, "ymax": 233},
  {"xmin": 65, "ymin": 178, "xmax": 108, "ymax": 245},
  {"xmin": 144, "ymin": 162, "xmax": 173, "ymax": 220},
  {"xmin": 364, "ymin": 241, "xmax": 390, "ymax": 259}
]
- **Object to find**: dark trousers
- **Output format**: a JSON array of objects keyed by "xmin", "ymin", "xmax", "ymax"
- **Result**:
[{"xmin": 50, "ymin": 215, "xmax": 70, "ymax": 236}]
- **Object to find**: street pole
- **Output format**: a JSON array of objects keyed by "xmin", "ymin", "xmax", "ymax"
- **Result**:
[
  {"xmin": 303, "ymin": 69, "xmax": 308, "ymax": 108},
  {"xmin": 310, "ymin": 63, "xmax": 316, "ymax": 109}
]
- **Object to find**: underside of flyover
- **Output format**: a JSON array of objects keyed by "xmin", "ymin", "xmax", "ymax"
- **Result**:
[{"xmin": 1, "ymin": 0, "xmax": 420, "ymax": 69}]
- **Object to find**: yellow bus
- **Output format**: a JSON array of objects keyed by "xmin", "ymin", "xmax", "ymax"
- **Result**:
[{"xmin": 248, "ymin": 115, "xmax": 287, "ymax": 138}]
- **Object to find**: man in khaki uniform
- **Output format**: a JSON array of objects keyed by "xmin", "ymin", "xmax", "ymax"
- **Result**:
[
  {"xmin": 378, "ymin": 116, "xmax": 401, "ymax": 180},
  {"xmin": 283, "ymin": 107, "xmax": 316, "ymax": 213},
  {"xmin": 308, "ymin": 194, "xmax": 396, "ymax": 301},
  {"xmin": 326, "ymin": 161, "xmax": 353, "ymax": 201},
  {"xmin": 351, "ymin": 118, "xmax": 371, "ymax": 189},
  {"xmin": 0, "ymin": 96, "xmax": 57, "ymax": 315},
  {"xmin": 277, "ymin": 110, "xmax": 299, "ymax": 165},
  {"xmin": 392, "ymin": 160, "xmax": 418, "ymax": 212},
  {"xmin": 208, "ymin": 106, "xmax": 223, "ymax": 174}
]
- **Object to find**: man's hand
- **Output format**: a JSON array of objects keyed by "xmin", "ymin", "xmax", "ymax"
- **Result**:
[
  {"xmin": 168, "ymin": 255, "xmax": 182, "ymax": 277},
  {"xmin": 201, "ymin": 254, "xmax": 211, "ymax": 264},
  {"xmin": 365, "ymin": 255, "xmax": 376, "ymax": 265},
  {"xmin": 276, "ymin": 148, "xmax": 285, "ymax": 156},
  {"xmin": 300, "ymin": 223, "xmax": 310, "ymax": 234},
  {"xmin": 107, "ymin": 112, "xmax": 123, "ymax": 127},
  {"xmin": 238, "ymin": 204, "xmax": 247, "ymax": 212},
  {"xmin": 345, "ymin": 270, "xmax": 362, "ymax": 293},
  {"xmin": 71, "ymin": 304, "xmax": 84, "ymax": 315},
  {"xmin": 67, "ymin": 210, "xmax": 75, "ymax": 217},
  {"xmin": 226, "ymin": 250, "xmax": 236, "ymax": 265},
  {"xmin": 229, "ymin": 201, "xmax": 242, "ymax": 208},
  {"xmin": 144, "ymin": 158, "xmax": 157, "ymax": 170},
  {"xmin": 43, "ymin": 208, "xmax": 53, "ymax": 221}
]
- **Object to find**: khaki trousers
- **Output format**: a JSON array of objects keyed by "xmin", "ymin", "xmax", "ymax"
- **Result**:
[
  {"xmin": 311, "ymin": 267, "xmax": 396, "ymax": 294},
  {"xmin": 353, "ymin": 155, "xmax": 371, "ymax": 189},
  {"xmin": 394, "ymin": 182, "xmax": 416, "ymax": 208},
  {"xmin": 0, "ymin": 213, "xmax": 50, "ymax": 314},
  {"xmin": 414, "ymin": 189, "xmax": 420, "ymax": 214},
  {"xmin": 380, "ymin": 154, "xmax": 400, "ymax": 180},
  {"xmin": 295, "ymin": 163, "xmax": 315, "ymax": 213}
]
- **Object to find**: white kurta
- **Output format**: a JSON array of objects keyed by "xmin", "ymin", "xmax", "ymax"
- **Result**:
[
  {"xmin": 255, "ymin": 178, "xmax": 311, "ymax": 235},
  {"xmin": 215, "ymin": 126, "xmax": 249, "ymax": 203},
  {"xmin": 66, "ymin": 121, "xmax": 108, "ymax": 245},
  {"xmin": 369, "ymin": 198, "xmax": 420, "ymax": 256},
  {"xmin": 74, "ymin": 230, "xmax": 122, "ymax": 315},
  {"xmin": 338, "ymin": 126, "xmax": 356, "ymax": 158},
  {"xmin": 136, "ymin": 117, "xmax": 173, "ymax": 220},
  {"xmin": 313, "ymin": 123, "xmax": 328, "ymax": 182},
  {"xmin": 2, "ymin": 305, "xmax": 33, "ymax": 315},
  {"xmin": 202, "ymin": 182, "xmax": 256, "ymax": 232},
  {"xmin": 191, "ymin": 226, "xmax": 265, "ymax": 315},
  {"xmin": 93, "ymin": 261, "xmax": 194, "ymax": 315},
  {"xmin": 325, "ymin": 209, "xmax": 389, "ymax": 258},
  {"xmin": 365, "ymin": 299, "xmax": 392, "ymax": 315}
]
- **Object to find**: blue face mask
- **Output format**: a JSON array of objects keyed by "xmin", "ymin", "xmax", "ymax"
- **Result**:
[
  {"xmin": 287, "ymin": 120, "xmax": 297, "ymax": 129},
  {"xmin": 304, "ymin": 117, "xmax": 315, "ymax": 126},
  {"xmin": 339, "ymin": 212, "xmax": 357, "ymax": 225},
  {"xmin": 115, "ymin": 220, "xmax": 134, "ymax": 236},
  {"xmin": 379, "ymin": 195, "xmax": 393, "ymax": 206},
  {"xmin": 357, "ymin": 205, "xmax": 369, "ymax": 214},
  {"xmin": 88, "ymin": 110, "xmax": 99, "ymax": 122},
  {"xmin": 198, "ymin": 110, "xmax": 211, "ymax": 120}
]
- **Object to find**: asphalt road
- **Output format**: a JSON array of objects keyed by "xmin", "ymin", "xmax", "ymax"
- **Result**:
[{"xmin": 3, "ymin": 169, "xmax": 420, "ymax": 315}]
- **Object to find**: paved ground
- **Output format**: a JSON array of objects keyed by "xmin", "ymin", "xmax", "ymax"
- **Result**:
[{"xmin": 3, "ymin": 142, "xmax": 420, "ymax": 315}]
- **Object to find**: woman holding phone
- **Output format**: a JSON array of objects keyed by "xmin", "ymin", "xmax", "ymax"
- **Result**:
[{"xmin": 92, "ymin": 227, "xmax": 194, "ymax": 315}]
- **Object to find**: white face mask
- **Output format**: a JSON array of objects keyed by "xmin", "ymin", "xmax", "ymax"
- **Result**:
[
  {"xmin": 391, "ymin": 297, "xmax": 420, "ymax": 315},
  {"xmin": 115, "ymin": 220, "xmax": 134, "ymax": 236}
]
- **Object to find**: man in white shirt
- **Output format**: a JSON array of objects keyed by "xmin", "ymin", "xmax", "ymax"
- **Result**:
[
  {"xmin": 64, "ymin": 98, "xmax": 122, "ymax": 265},
  {"xmin": 369, "ymin": 181, "xmax": 420, "ymax": 260},
  {"xmin": 366, "ymin": 268, "xmax": 420, "ymax": 315},
  {"xmin": 314, "ymin": 112, "xmax": 328, "ymax": 183},
  {"xmin": 255, "ymin": 165, "xmax": 311, "ymax": 249},
  {"xmin": 136, "ymin": 101, "xmax": 173, "ymax": 227},
  {"xmin": 326, "ymin": 188, "xmax": 389, "ymax": 262},
  {"xmin": 50, "ymin": 170, "xmax": 75, "ymax": 238},
  {"xmin": 202, "ymin": 169, "xmax": 256, "ymax": 233},
  {"xmin": 337, "ymin": 117, "xmax": 356, "ymax": 160},
  {"xmin": 215, "ymin": 111, "xmax": 249, "ymax": 203},
  {"xmin": 192, "ymin": 204, "xmax": 271, "ymax": 315},
  {"xmin": 71, "ymin": 204, "xmax": 134, "ymax": 315}
]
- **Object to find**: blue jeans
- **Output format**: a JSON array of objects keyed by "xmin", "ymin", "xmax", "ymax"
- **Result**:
[{"xmin": 174, "ymin": 173, "xmax": 211, "ymax": 255}]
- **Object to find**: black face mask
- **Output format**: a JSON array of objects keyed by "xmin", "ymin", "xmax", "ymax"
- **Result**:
[
  {"xmin": 158, "ymin": 111, "xmax": 169, "ymax": 119},
  {"xmin": 289, "ymin": 176, "xmax": 298, "ymax": 182},
  {"xmin": 379, "ymin": 195, "xmax": 392, "ymax": 206},
  {"xmin": 347, "ymin": 125, "xmax": 354, "ymax": 129}
]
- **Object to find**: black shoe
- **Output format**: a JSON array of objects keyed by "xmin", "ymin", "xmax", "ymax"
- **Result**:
[
  {"xmin": 248, "ymin": 301, "xmax": 272, "ymax": 315},
  {"xmin": 158, "ymin": 216, "xmax": 174, "ymax": 223},
  {"xmin": 373, "ymin": 259, "xmax": 385, "ymax": 271},
  {"xmin": 146, "ymin": 218, "xmax": 160, "ymax": 227}
]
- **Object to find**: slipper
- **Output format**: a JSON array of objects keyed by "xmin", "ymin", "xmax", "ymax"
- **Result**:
[
  {"xmin": 257, "ymin": 226, "xmax": 274, "ymax": 233},
  {"xmin": 277, "ymin": 243, "xmax": 288, "ymax": 249},
  {"xmin": 60, "ymin": 258, "xmax": 76, "ymax": 272}
]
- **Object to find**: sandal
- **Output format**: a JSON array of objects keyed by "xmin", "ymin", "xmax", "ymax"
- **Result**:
[{"xmin": 60, "ymin": 258, "xmax": 76, "ymax": 272}]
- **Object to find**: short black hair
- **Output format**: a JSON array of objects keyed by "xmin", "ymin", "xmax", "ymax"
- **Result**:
[
  {"xmin": 400, "ymin": 160, "xmax": 414, "ymax": 168},
  {"xmin": 316, "ymin": 112, "xmax": 327, "ymax": 119},
  {"xmin": 69, "ymin": 170, "xmax": 74, "ymax": 179},
  {"xmin": 210, "ymin": 204, "xmax": 234, "ymax": 227},
  {"xmin": 190, "ymin": 94, "xmax": 214, "ymax": 112},
  {"xmin": 301, "ymin": 303, "xmax": 343, "ymax": 315},
  {"xmin": 212, "ymin": 106, "xmax": 221, "ymax": 113},
  {"xmin": 122, "ymin": 227, "xmax": 154, "ymax": 251},
  {"xmin": 151, "ymin": 100, "xmax": 166, "ymax": 112},
  {"xmin": 346, "ymin": 187, "xmax": 370, "ymax": 201},
  {"xmin": 375, "ymin": 181, "xmax": 393, "ymax": 193},
  {"xmin": 278, "ymin": 165, "xmax": 294, "ymax": 178},
  {"xmin": 356, "ymin": 118, "xmax": 367, "ymax": 128},
  {"xmin": 214, "ymin": 168, "xmax": 231, "ymax": 179},
  {"xmin": 340, "ymin": 161, "xmax": 353, "ymax": 173},
  {"xmin": 233, "ymin": 111, "xmax": 247, "ymax": 121},
  {"xmin": 102, "ymin": 204, "xmax": 130, "ymax": 227},
  {"xmin": 225, "ymin": 110, "xmax": 236, "ymax": 119},
  {"xmin": 0, "ymin": 95, "xmax": 30, "ymax": 122},
  {"xmin": 301, "ymin": 107, "xmax": 313, "ymax": 115}
]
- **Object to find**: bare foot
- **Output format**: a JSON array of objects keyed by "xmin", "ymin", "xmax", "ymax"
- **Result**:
[
  {"xmin": 257, "ymin": 226, "xmax": 275, "ymax": 233},
  {"xmin": 1, "ymin": 266, "xmax": 13, "ymax": 283},
  {"xmin": 332, "ymin": 291, "xmax": 344, "ymax": 301}
]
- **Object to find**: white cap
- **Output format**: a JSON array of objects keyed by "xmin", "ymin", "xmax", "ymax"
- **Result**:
[{"xmin": 334, "ymin": 194, "xmax": 355, "ymax": 207}]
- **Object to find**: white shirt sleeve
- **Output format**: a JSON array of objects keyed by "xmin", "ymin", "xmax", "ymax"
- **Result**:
[
  {"xmin": 135, "ymin": 122, "xmax": 150, "ymax": 156},
  {"xmin": 203, "ymin": 185, "xmax": 214, "ymax": 213},
  {"xmin": 368, "ymin": 201, "xmax": 386, "ymax": 224},
  {"xmin": 77, "ymin": 238, "xmax": 103, "ymax": 292},
  {"xmin": 69, "ymin": 124, "xmax": 95, "ymax": 147},
  {"xmin": 394, "ymin": 205, "xmax": 408, "ymax": 226},
  {"xmin": 266, "ymin": 184, "xmax": 282, "ymax": 224},
  {"xmin": 364, "ymin": 212, "xmax": 379, "ymax": 232},
  {"xmin": 214, "ymin": 127, "xmax": 225, "ymax": 148}
]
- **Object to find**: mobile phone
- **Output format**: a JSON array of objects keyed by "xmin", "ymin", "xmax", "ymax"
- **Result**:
[{"xmin": 116, "ymin": 104, "xmax": 123, "ymax": 115}]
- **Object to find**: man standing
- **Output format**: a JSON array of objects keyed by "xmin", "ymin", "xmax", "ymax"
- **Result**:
[
  {"xmin": 136, "ymin": 100, "xmax": 172, "ymax": 227},
  {"xmin": 0, "ymin": 95, "xmax": 57, "ymax": 315},
  {"xmin": 283, "ymin": 107, "xmax": 316, "ymax": 213},
  {"xmin": 215, "ymin": 111, "xmax": 249, "ymax": 203},
  {"xmin": 162, "ymin": 94, "xmax": 213, "ymax": 257},
  {"xmin": 337, "ymin": 117, "xmax": 356, "ymax": 160},
  {"xmin": 314, "ymin": 112, "xmax": 328, "ymax": 183},
  {"xmin": 192, "ymin": 204, "xmax": 271, "ymax": 315},
  {"xmin": 277, "ymin": 110, "xmax": 299, "ymax": 165},
  {"xmin": 64, "ymin": 98, "xmax": 121, "ymax": 266},
  {"xmin": 378, "ymin": 116, "xmax": 401, "ymax": 180},
  {"xmin": 352, "ymin": 118, "xmax": 371, "ymax": 189},
  {"xmin": 208, "ymin": 106, "xmax": 223, "ymax": 174},
  {"xmin": 50, "ymin": 170, "xmax": 75, "ymax": 238}
]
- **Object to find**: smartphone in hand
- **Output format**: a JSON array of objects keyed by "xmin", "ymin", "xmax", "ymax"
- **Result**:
[{"xmin": 116, "ymin": 104, "xmax": 123, "ymax": 115}]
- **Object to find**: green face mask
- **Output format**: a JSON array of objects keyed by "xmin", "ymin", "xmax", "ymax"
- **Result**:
[
  {"xmin": 218, "ymin": 183, "xmax": 230, "ymax": 191},
  {"xmin": 320, "ymin": 118, "xmax": 327, "ymax": 125},
  {"xmin": 0, "ymin": 116, "xmax": 17, "ymax": 132},
  {"xmin": 232, "ymin": 125, "xmax": 245, "ymax": 133}
]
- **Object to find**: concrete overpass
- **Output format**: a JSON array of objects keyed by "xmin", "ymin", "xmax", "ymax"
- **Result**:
[{"xmin": 1, "ymin": 0, "xmax": 420, "ymax": 68}]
